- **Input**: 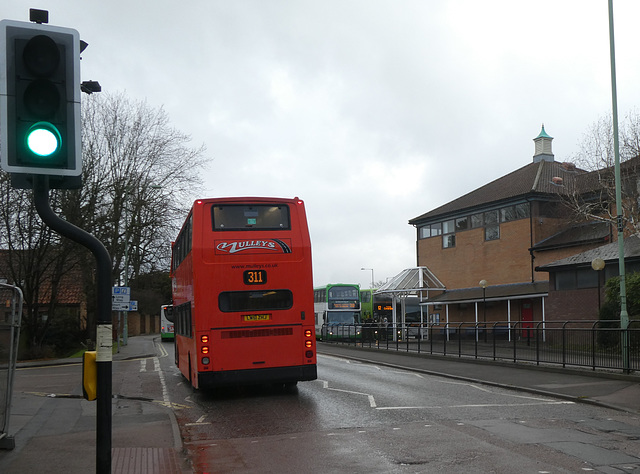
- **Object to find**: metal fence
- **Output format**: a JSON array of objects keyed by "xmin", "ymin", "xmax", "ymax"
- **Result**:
[
  {"xmin": 0, "ymin": 283, "xmax": 23, "ymax": 450},
  {"xmin": 320, "ymin": 319, "xmax": 640, "ymax": 373}
]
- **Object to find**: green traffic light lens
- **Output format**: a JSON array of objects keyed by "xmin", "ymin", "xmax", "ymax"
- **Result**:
[{"xmin": 26, "ymin": 122, "xmax": 61, "ymax": 157}]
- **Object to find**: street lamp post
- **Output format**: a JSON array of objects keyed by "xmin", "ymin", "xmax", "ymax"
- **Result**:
[
  {"xmin": 607, "ymin": 0, "xmax": 630, "ymax": 373},
  {"xmin": 591, "ymin": 258, "xmax": 605, "ymax": 311},
  {"xmin": 479, "ymin": 279, "xmax": 488, "ymax": 342},
  {"xmin": 361, "ymin": 267, "xmax": 374, "ymax": 289}
]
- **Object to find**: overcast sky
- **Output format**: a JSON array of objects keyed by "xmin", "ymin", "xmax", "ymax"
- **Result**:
[{"xmin": 5, "ymin": 1, "xmax": 640, "ymax": 289}]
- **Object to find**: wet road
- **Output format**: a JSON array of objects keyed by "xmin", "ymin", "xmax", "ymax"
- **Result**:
[{"xmin": 160, "ymin": 346, "xmax": 640, "ymax": 473}]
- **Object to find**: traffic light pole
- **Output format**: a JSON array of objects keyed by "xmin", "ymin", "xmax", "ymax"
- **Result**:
[{"xmin": 32, "ymin": 176, "xmax": 112, "ymax": 474}]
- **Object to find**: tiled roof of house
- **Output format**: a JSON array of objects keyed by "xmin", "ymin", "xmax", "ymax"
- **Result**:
[
  {"xmin": 0, "ymin": 249, "xmax": 85, "ymax": 305},
  {"xmin": 537, "ymin": 234, "xmax": 640, "ymax": 271},
  {"xmin": 40, "ymin": 268, "xmax": 85, "ymax": 305},
  {"xmin": 531, "ymin": 221, "xmax": 611, "ymax": 251},
  {"xmin": 409, "ymin": 160, "xmax": 586, "ymax": 224}
]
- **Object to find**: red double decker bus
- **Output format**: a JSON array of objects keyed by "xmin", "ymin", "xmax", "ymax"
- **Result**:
[{"xmin": 171, "ymin": 196, "xmax": 317, "ymax": 389}]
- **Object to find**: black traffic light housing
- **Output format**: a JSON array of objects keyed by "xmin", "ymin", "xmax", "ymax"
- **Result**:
[{"xmin": 1, "ymin": 19, "xmax": 82, "ymax": 189}]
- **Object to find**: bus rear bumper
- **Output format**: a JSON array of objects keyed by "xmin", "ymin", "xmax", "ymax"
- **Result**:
[{"xmin": 198, "ymin": 364, "xmax": 317, "ymax": 388}]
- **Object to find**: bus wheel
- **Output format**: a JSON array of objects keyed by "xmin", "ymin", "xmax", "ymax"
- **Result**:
[{"xmin": 283, "ymin": 381, "xmax": 298, "ymax": 393}]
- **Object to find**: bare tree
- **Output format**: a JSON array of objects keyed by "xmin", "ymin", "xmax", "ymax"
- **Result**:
[
  {"xmin": 0, "ymin": 175, "xmax": 79, "ymax": 356},
  {"xmin": 0, "ymin": 91, "xmax": 207, "ymax": 354},
  {"xmin": 72, "ymin": 92, "xmax": 207, "ymax": 332},
  {"xmin": 78, "ymin": 92, "xmax": 207, "ymax": 283},
  {"xmin": 565, "ymin": 110, "xmax": 640, "ymax": 234}
]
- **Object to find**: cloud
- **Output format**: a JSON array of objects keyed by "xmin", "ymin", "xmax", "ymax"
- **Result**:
[{"xmin": 5, "ymin": 0, "xmax": 640, "ymax": 290}]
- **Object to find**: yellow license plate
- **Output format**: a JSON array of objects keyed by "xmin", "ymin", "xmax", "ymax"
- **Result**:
[{"xmin": 243, "ymin": 314, "xmax": 271, "ymax": 321}]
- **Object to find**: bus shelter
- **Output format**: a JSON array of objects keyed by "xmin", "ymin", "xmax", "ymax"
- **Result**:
[
  {"xmin": 0, "ymin": 283, "xmax": 23, "ymax": 450},
  {"xmin": 374, "ymin": 267, "xmax": 445, "ymax": 341}
]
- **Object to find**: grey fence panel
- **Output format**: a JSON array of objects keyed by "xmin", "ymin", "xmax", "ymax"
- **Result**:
[
  {"xmin": 320, "ymin": 319, "xmax": 640, "ymax": 373},
  {"xmin": 0, "ymin": 284, "xmax": 23, "ymax": 450}
]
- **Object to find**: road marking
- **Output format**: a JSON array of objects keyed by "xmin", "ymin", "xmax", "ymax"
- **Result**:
[
  {"xmin": 185, "ymin": 414, "xmax": 210, "ymax": 426},
  {"xmin": 156, "ymin": 401, "xmax": 193, "ymax": 410},
  {"xmin": 317, "ymin": 378, "xmax": 574, "ymax": 412},
  {"xmin": 317, "ymin": 379, "xmax": 377, "ymax": 407},
  {"xmin": 152, "ymin": 345, "xmax": 171, "ymax": 405},
  {"xmin": 139, "ymin": 360, "xmax": 147, "ymax": 372},
  {"xmin": 156, "ymin": 343, "xmax": 168, "ymax": 358},
  {"xmin": 376, "ymin": 401, "xmax": 574, "ymax": 410}
]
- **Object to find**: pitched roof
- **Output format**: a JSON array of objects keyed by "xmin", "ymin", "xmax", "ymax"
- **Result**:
[
  {"xmin": 375, "ymin": 267, "xmax": 445, "ymax": 296},
  {"xmin": 0, "ymin": 249, "xmax": 85, "ymax": 305},
  {"xmin": 531, "ymin": 221, "xmax": 611, "ymax": 251},
  {"xmin": 537, "ymin": 234, "xmax": 640, "ymax": 271},
  {"xmin": 409, "ymin": 160, "xmax": 586, "ymax": 224},
  {"xmin": 422, "ymin": 281, "xmax": 549, "ymax": 305}
]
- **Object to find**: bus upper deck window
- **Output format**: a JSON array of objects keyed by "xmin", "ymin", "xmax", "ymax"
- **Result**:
[{"xmin": 212, "ymin": 204, "xmax": 290, "ymax": 231}]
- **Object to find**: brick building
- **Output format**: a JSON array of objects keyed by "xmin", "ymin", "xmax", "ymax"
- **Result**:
[{"xmin": 408, "ymin": 126, "xmax": 613, "ymax": 328}]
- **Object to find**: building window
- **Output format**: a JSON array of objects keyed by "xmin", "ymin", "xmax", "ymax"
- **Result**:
[
  {"xmin": 577, "ymin": 269, "xmax": 598, "ymax": 289},
  {"xmin": 417, "ymin": 201, "xmax": 529, "ymax": 241},
  {"xmin": 443, "ymin": 234, "xmax": 455, "ymax": 248},
  {"xmin": 442, "ymin": 219, "xmax": 455, "ymax": 234},
  {"xmin": 555, "ymin": 271, "xmax": 575, "ymax": 290},
  {"xmin": 500, "ymin": 206, "xmax": 516, "ymax": 222},
  {"xmin": 484, "ymin": 210, "xmax": 499, "ymax": 241},
  {"xmin": 455, "ymin": 217, "xmax": 468, "ymax": 231},
  {"xmin": 515, "ymin": 202, "xmax": 530, "ymax": 219},
  {"xmin": 555, "ymin": 268, "xmax": 599, "ymax": 290}
]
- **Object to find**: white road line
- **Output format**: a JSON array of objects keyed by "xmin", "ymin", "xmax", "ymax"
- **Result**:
[
  {"xmin": 316, "ymin": 378, "xmax": 574, "ymax": 412},
  {"xmin": 153, "ymin": 345, "xmax": 171, "ymax": 405},
  {"xmin": 140, "ymin": 360, "xmax": 146, "ymax": 372},
  {"xmin": 376, "ymin": 401, "xmax": 575, "ymax": 410},
  {"xmin": 185, "ymin": 414, "xmax": 211, "ymax": 427},
  {"xmin": 317, "ymin": 379, "xmax": 377, "ymax": 407}
]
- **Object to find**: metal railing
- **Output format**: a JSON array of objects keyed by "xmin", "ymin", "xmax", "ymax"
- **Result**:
[
  {"xmin": 320, "ymin": 320, "xmax": 640, "ymax": 373},
  {"xmin": 0, "ymin": 283, "xmax": 23, "ymax": 450}
]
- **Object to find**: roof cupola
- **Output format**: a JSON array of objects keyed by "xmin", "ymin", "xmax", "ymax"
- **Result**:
[{"xmin": 533, "ymin": 124, "xmax": 554, "ymax": 162}]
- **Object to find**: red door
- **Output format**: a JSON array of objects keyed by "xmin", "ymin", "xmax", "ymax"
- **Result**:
[{"xmin": 521, "ymin": 299, "xmax": 533, "ymax": 338}]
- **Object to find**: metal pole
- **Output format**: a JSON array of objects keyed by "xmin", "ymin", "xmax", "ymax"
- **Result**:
[
  {"xmin": 607, "ymin": 0, "xmax": 630, "ymax": 372},
  {"xmin": 483, "ymin": 287, "xmax": 487, "ymax": 343},
  {"xmin": 33, "ymin": 176, "xmax": 113, "ymax": 473},
  {"xmin": 122, "ymin": 187, "xmax": 129, "ymax": 345}
]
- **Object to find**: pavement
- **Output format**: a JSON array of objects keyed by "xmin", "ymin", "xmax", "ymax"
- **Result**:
[
  {"xmin": 0, "ymin": 336, "xmax": 639, "ymax": 474},
  {"xmin": 0, "ymin": 334, "xmax": 189, "ymax": 474}
]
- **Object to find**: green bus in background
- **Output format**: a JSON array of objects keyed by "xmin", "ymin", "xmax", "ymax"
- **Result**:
[
  {"xmin": 314, "ymin": 283, "xmax": 361, "ymax": 340},
  {"xmin": 360, "ymin": 288, "xmax": 374, "ymax": 321},
  {"xmin": 360, "ymin": 289, "xmax": 393, "ymax": 340}
]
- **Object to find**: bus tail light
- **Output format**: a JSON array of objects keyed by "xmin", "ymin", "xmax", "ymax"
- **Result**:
[
  {"xmin": 201, "ymin": 335, "xmax": 209, "ymax": 343},
  {"xmin": 202, "ymin": 357, "xmax": 210, "ymax": 365},
  {"xmin": 201, "ymin": 346, "xmax": 209, "ymax": 354},
  {"xmin": 304, "ymin": 328, "xmax": 314, "ymax": 360}
]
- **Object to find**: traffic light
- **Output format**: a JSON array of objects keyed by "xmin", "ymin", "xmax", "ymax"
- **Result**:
[{"xmin": 1, "ymin": 19, "xmax": 81, "ymax": 188}]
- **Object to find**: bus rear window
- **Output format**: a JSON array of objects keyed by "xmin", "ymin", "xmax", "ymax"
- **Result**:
[
  {"xmin": 212, "ymin": 205, "xmax": 290, "ymax": 230},
  {"xmin": 219, "ymin": 290, "xmax": 293, "ymax": 312}
]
